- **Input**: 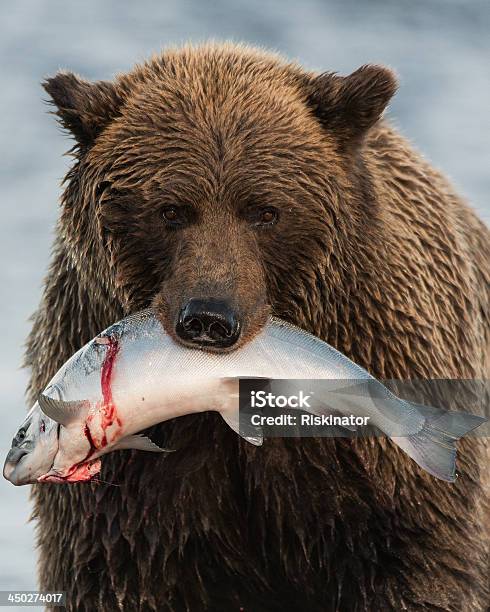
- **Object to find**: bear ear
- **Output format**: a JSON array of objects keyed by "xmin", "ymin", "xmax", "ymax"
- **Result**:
[
  {"xmin": 42, "ymin": 71, "xmax": 123, "ymax": 147},
  {"xmin": 307, "ymin": 64, "xmax": 398, "ymax": 146}
]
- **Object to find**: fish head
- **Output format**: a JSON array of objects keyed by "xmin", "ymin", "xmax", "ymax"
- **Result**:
[{"xmin": 3, "ymin": 403, "xmax": 59, "ymax": 486}]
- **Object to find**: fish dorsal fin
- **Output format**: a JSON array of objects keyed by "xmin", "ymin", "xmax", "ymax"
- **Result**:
[
  {"xmin": 112, "ymin": 434, "xmax": 171, "ymax": 453},
  {"xmin": 38, "ymin": 394, "xmax": 89, "ymax": 426}
]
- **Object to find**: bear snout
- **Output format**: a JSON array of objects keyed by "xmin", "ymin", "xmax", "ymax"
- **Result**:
[
  {"xmin": 153, "ymin": 285, "xmax": 270, "ymax": 353},
  {"xmin": 175, "ymin": 298, "xmax": 241, "ymax": 349}
]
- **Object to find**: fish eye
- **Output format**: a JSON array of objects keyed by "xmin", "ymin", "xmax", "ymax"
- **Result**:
[{"xmin": 15, "ymin": 428, "xmax": 26, "ymax": 444}]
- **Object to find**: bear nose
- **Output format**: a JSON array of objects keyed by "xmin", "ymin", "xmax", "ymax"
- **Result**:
[{"xmin": 176, "ymin": 298, "xmax": 241, "ymax": 348}]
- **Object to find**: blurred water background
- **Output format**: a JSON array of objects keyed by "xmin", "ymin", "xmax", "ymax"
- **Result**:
[{"xmin": 0, "ymin": 0, "xmax": 488, "ymax": 601}]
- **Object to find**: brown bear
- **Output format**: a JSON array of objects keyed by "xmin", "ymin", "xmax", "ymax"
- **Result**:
[{"xmin": 26, "ymin": 43, "xmax": 489, "ymax": 611}]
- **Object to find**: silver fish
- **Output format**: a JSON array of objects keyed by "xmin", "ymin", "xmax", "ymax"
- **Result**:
[{"xmin": 3, "ymin": 310, "xmax": 485, "ymax": 485}]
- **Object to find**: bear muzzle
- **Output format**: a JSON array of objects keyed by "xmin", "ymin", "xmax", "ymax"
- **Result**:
[{"xmin": 175, "ymin": 298, "xmax": 241, "ymax": 348}]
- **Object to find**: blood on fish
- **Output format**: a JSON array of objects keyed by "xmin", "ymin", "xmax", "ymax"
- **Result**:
[
  {"xmin": 63, "ymin": 459, "xmax": 101, "ymax": 482},
  {"xmin": 53, "ymin": 335, "xmax": 122, "ymax": 482},
  {"xmin": 38, "ymin": 458, "xmax": 101, "ymax": 484},
  {"xmin": 83, "ymin": 423, "xmax": 97, "ymax": 459},
  {"xmin": 99, "ymin": 335, "xmax": 122, "ymax": 447},
  {"xmin": 43, "ymin": 428, "xmax": 100, "ymax": 484}
]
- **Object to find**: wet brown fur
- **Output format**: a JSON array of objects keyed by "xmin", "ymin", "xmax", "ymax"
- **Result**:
[{"xmin": 25, "ymin": 43, "xmax": 489, "ymax": 611}]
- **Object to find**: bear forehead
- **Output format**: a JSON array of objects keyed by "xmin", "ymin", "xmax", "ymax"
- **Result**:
[
  {"xmin": 94, "ymin": 44, "xmax": 331, "ymax": 159},
  {"xmin": 82, "ymin": 48, "xmax": 338, "ymax": 202},
  {"xmin": 123, "ymin": 43, "xmax": 314, "ymax": 117}
]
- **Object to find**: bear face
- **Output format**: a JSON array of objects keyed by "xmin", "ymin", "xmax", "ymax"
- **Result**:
[{"xmin": 44, "ymin": 44, "xmax": 397, "ymax": 351}]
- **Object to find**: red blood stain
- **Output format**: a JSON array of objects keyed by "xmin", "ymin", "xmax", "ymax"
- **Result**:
[
  {"xmin": 83, "ymin": 423, "xmax": 97, "ymax": 458},
  {"xmin": 50, "ymin": 334, "xmax": 122, "ymax": 483},
  {"xmin": 63, "ymin": 458, "xmax": 101, "ymax": 482},
  {"xmin": 40, "ymin": 458, "xmax": 101, "ymax": 484},
  {"xmin": 99, "ymin": 335, "xmax": 122, "ymax": 447}
]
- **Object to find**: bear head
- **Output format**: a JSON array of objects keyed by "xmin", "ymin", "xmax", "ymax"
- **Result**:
[{"xmin": 43, "ymin": 43, "xmax": 397, "ymax": 350}]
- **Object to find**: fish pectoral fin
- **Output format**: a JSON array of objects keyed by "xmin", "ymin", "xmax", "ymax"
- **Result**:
[
  {"xmin": 219, "ymin": 409, "xmax": 264, "ymax": 446},
  {"xmin": 112, "ymin": 434, "xmax": 172, "ymax": 453},
  {"xmin": 218, "ymin": 377, "xmax": 266, "ymax": 446},
  {"xmin": 38, "ymin": 394, "xmax": 89, "ymax": 426}
]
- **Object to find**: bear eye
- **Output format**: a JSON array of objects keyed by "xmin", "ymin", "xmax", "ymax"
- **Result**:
[
  {"xmin": 162, "ymin": 205, "xmax": 184, "ymax": 226},
  {"xmin": 253, "ymin": 207, "xmax": 279, "ymax": 227}
]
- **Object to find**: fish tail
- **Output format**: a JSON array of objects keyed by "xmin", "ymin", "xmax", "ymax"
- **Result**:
[{"xmin": 392, "ymin": 408, "xmax": 486, "ymax": 482}]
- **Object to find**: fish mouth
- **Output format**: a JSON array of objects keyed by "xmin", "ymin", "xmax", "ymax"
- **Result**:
[{"xmin": 3, "ymin": 449, "xmax": 33, "ymax": 486}]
